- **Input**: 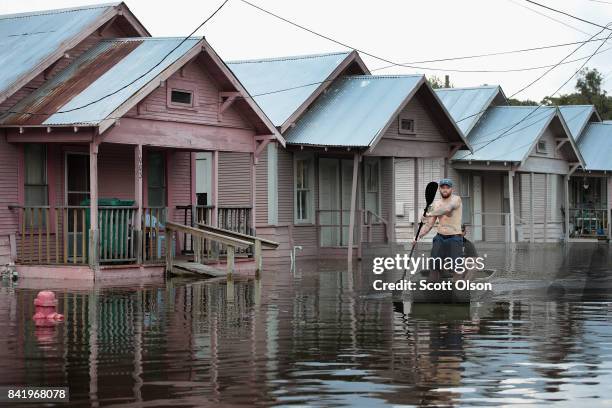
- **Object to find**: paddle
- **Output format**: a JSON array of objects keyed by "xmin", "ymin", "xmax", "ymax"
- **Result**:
[{"xmin": 400, "ymin": 181, "xmax": 438, "ymax": 281}]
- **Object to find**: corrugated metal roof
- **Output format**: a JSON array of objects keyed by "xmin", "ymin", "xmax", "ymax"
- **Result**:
[
  {"xmin": 0, "ymin": 3, "xmax": 118, "ymax": 99},
  {"xmin": 452, "ymin": 106, "xmax": 557, "ymax": 162},
  {"xmin": 284, "ymin": 75, "xmax": 423, "ymax": 147},
  {"xmin": 0, "ymin": 37, "xmax": 202, "ymax": 126},
  {"xmin": 435, "ymin": 86, "xmax": 503, "ymax": 135},
  {"xmin": 558, "ymin": 105, "xmax": 596, "ymax": 141},
  {"xmin": 227, "ymin": 52, "xmax": 351, "ymax": 127},
  {"xmin": 578, "ymin": 122, "xmax": 612, "ymax": 170}
]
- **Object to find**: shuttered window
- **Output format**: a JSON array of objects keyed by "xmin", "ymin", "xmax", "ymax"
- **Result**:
[
  {"xmin": 24, "ymin": 144, "xmax": 48, "ymax": 227},
  {"xmin": 294, "ymin": 154, "xmax": 314, "ymax": 223},
  {"xmin": 364, "ymin": 158, "xmax": 380, "ymax": 215},
  {"xmin": 24, "ymin": 144, "xmax": 48, "ymax": 207}
]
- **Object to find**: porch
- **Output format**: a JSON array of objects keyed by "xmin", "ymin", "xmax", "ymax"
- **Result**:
[{"xmin": 7, "ymin": 138, "xmax": 259, "ymax": 278}]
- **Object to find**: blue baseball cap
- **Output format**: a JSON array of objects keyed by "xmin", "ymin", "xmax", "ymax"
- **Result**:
[{"xmin": 439, "ymin": 178, "xmax": 453, "ymax": 187}]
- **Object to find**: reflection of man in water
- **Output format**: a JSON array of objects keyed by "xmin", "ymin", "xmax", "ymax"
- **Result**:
[{"xmin": 414, "ymin": 179, "xmax": 463, "ymax": 277}]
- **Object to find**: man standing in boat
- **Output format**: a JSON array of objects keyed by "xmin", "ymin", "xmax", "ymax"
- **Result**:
[{"xmin": 414, "ymin": 178, "xmax": 463, "ymax": 278}]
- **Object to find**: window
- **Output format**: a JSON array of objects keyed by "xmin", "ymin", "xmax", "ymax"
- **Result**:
[
  {"xmin": 536, "ymin": 140, "xmax": 547, "ymax": 154},
  {"xmin": 24, "ymin": 144, "xmax": 48, "ymax": 226},
  {"xmin": 398, "ymin": 116, "xmax": 416, "ymax": 134},
  {"xmin": 294, "ymin": 154, "xmax": 314, "ymax": 223},
  {"xmin": 147, "ymin": 151, "xmax": 166, "ymax": 207},
  {"xmin": 364, "ymin": 158, "xmax": 380, "ymax": 215},
  {"xmin": 459, "ymin": 173, "xmax": 471, "ymax": 224},
  {"xmin": 170, "ymin": 89, "xmax": 193, "ymax": 106}
]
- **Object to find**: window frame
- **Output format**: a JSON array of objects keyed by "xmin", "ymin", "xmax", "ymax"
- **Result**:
[
  {"xmin": 398, "ymin": 115, "xmax": 416, "ymax": 135},
  {"xmin": 536, "ymin": 140, "xmax": 547, "ymax": 154},
  {"xmin": 23, "ymin": 143, "xmax": 49, "ymax": 229},
  {"xmin": 363, "ymin": 157, "xmax": 381, "ymax": 219},
  {"xmin": 293, "ymin": 153, "xmax": 315, "ymax": 224},
  {"xmin": 166, "ymin": 79, "xmax": 198, "ymax": 111}
]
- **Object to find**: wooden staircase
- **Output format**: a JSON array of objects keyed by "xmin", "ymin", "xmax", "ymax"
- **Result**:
[{"xmin": 165, "ymin": 221, "xmax": 279, "ymax": 278}]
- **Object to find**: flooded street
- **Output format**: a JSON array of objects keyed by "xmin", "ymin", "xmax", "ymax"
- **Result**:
[{"xmin": 1, "ymin": 243, "xmax": 611, "ymax": 407}]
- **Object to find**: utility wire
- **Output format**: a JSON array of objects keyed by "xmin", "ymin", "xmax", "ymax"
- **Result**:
[
  {"xmin": 25, "ymin": 0, "xmax": 229, "ymax": 116},
  {"xmin": 369, "ymin": 35, "xmax": 612, "ymax": 67},
  {"xmin": 525, "ymin": 0, "xmax": 612, "ymax": 31},
  {"xmin": 454, "ymin": 22, "xmax": 612, "ymax": 161}
]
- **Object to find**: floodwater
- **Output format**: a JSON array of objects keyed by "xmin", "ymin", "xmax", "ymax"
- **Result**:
[{"xmin": 0, "ymin": 243, "xmax": 611, "ymax": 407}]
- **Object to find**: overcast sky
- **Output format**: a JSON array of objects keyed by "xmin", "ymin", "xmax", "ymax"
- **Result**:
[{"xmin": 3, "ymin": 0, "xmax": 612, "ymax": 102}]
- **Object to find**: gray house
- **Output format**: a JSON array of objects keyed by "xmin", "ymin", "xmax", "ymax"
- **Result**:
[
  {"xmin": 228, "ymin": 52, "xmax": 470, "ymax": 259},
  {"xmin": 436, "ymin": 86, "xmax": 585, "ymax": 243},
  {"xmin": 559, "ymin": 105, "xmax": 611, "ymax": 240}
]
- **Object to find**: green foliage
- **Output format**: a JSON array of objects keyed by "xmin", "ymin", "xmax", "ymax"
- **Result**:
[
  {"xmin": 507, "ymin": 98, "xmax": 538, "ymax": 106},
  {"xmin": 428, "ymin": 75, "xmax": 452, "ymax": 89},
  {"xmin": 541, "ymin": 68, "xmax": 611, "ymax": 119}
]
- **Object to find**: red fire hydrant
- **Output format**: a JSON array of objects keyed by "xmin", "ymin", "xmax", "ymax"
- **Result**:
[{"xmin": 33, "ymin": 291, "xmax": 64, "ymax": 322}]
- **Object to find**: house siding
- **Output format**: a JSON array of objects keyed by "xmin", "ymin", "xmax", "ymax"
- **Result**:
[
  {"xmin": 218, "ymin": 152, "xmax": 252, "ymax": 207},
  {"xmin": 126, "ymin": 58, "xmax": 253, "ymax": 130},
  {"xmin": 0, "ymin": 133, "xmax": 19, "ymax": 264}
]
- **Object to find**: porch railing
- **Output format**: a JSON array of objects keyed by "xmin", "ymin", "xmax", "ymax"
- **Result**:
[
  {"xmin": 569, "ymin": 208, "xmax": 609, "ymax": 237},
  {"xmin": 174, "ymin": 205, "xmax": 253, "ymax": 258},
  {"xmin": 9, "ymin": 205, "xmax": 168, "ymax": 265},
  {"xmin": 363, "ymin": 209, "xmax": 389, "ymax": 244}
]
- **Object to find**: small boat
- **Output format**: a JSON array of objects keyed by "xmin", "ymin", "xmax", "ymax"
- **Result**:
[{"xmin": 403, "ymin": 268, "xmax": 496, "ymax": 304}]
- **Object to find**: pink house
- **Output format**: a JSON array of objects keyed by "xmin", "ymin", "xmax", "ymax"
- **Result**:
[{"xmin": 0, "ymin": 3, "xmax": 282, "ymax": 280}]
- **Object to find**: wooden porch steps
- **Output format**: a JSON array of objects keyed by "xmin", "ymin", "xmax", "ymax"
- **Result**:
[{"xmin": 170, "ymin": 260, "xmax": 226, "ymax": 277}]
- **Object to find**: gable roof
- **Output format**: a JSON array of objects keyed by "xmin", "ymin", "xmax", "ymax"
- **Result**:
[
  {"xmin": 452, "ymin": 106, "xmax": 580, "ymax": 163},
  {"xmin": 227, "ymin": 51, "xmax": 369, "ymax": 131},
  {"xmin": 284, "ymin": 75, "xmax": 469, "ymax": 149},
  {"xmin": 577, "ymin": 122, "xmax": 612, "ymax": 171},
  {"xmin": 0, "ymin": 37, "xmax": 282, "ymax": 142},
  {"xmin": 435, "ymin": 85, "xmax": 506, "ymax": 136},
  {"xmin": 558, "ymin": 105, "xmax": 600, "ymax": 141},
  {"xmin": 0, "ymin": 2, "xmax": 149, "ymax": 104}
]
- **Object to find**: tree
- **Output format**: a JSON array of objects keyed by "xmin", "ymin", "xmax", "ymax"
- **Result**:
[
  {"xmin": 542, "ymin": 68, "xmax": 612, "ymax": 119},
  {"xmin": 428, "ymin": 75, "xmax": 452, "ymax": 89},
  {"xmin": 507, "ymin": 98, "xmax": 538, "ymax": 106}
]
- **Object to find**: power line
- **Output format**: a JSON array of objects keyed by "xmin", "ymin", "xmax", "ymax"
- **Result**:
[
  {"xmin": 455, "ymin": 22, "xmax": 612, "ymax": 161},
  {"xmin": 509, "ymin": 0, "xmax": 592, "ymax": 35},
  {"xmin": 370, "ymin": 44, "xmax": 612, "ymax": 73},
  {"xmin": 370, "ymin": 35, "xmax": 612, "ymax": 67},
  {"xmin": 27, "ymin": 0, "xmax": 229, "ymax": 117},
  {"xmin": 525, "ymin": 0, "xmax": 612, "ymax": 31}
]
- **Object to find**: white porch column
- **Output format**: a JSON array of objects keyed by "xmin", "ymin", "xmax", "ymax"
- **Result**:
[
  {"xmin": 564, "ymin": 174, "xmax": 570, "ymax": 241},
  {"xmin": 135, "ymin": 144, "xmax": 143, "ymax": 263},
  {"xmin": 89, "ymin": 142, "xmax": 99, "ymax": 270},
  {"xmin": 212, "ymin": 150, "xmax": 219, "ymax": 227},
  {"xmin": 347, "ymin": 153, "xmax": 360, "ymax": 265},
  {"xmin": 508, "ymin": 170, "xmax": 515, "ymax": 243}
]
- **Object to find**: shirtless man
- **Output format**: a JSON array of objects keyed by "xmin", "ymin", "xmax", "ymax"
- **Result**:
[{"xmin": 414, "ymin": 178, "xmax": 463, "ymax": 277}]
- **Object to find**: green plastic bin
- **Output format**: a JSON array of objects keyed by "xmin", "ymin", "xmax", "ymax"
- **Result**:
[{"xmin": 81, "ymin": 198, "xmax": 136, "ymax": 261}]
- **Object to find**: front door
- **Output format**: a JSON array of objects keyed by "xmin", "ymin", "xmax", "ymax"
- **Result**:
[
  {"xmin": 65, "ymin": 153, "xmax": 90, "ymax": 260},
  {"xmin": 319, "ymin": 158, "xmax": 340, "ymax": 246},
  {"xmin": 147, "ymin": 151, "xmax": 166, "ymax": 208}
]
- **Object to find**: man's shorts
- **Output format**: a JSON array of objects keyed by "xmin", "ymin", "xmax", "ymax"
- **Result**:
[{"xmin": 431, "ymin": 233, "xmax": 464, "ymax": 275}]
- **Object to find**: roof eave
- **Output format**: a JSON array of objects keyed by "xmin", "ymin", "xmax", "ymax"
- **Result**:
[
  {"xmin": 201, "ymin": 40, "xmax": 285, "ymax": 146},
  {"xmin": 279, "ymin": 50, "xmax": 368, "ymax": 134},
  {"xmin": 0, "ymin": 2, "xmax": 150, "ymax": 106},
  {"xmin": 553, "ymin": 108, "xmax": 587, "ymax": 169}
]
